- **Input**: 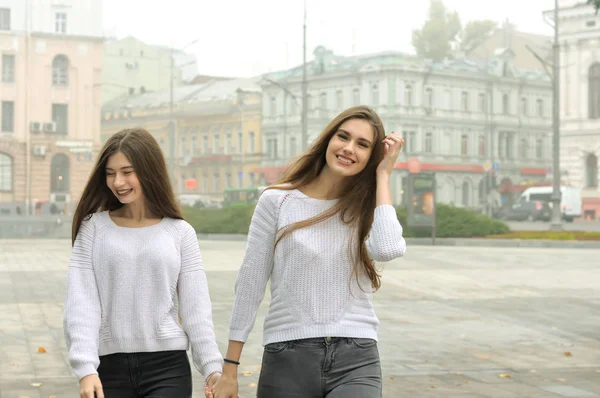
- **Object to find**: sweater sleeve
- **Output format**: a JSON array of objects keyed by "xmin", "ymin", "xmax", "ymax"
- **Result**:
[
  {"xmin": 177, "ymin": 222, "xmax": 223, "ymax": 379},
  {"xmin": 228, "ymin": 190, "xmax": 279, "ymax": 343},
  {"xmin": 366, "ymin": 205, "xmax": 407, "ymax": 262},
  {"xmin": 63, "ymin": 217, "xmax": 102, "ymax": 381}
]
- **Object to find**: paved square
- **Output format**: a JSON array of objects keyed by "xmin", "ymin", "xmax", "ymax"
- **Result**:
[{"xmin": 1, "ymin": 239, "xmax": 599, "ymax": 397}]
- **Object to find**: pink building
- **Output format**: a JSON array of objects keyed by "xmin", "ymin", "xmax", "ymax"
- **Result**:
[{"xmin": 0, "ymin": 0, "xmax": 104, "ymax": 212}]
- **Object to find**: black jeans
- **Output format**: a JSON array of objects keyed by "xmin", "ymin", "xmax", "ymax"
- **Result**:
[
  {"xmin": 257, "ymin": 337, "xmax": 382, "ymax": 398},
  {"xmin": 98, "ymin": 350, "xmax": 192, "ymax": 398}
]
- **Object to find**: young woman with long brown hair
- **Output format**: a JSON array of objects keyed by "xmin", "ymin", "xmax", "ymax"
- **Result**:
[
  {"xmin": 63, "ymin": 128, "xmax": 223, "ymax": 398},
  {"xmin": 211, "ymin": 106, "xmax": 407, "ymax": 398}
]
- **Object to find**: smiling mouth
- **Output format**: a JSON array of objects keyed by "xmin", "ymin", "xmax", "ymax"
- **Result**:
[
  {"xmin": 116, "ymin": 189, "xmax": 133, "ymax": 197},
  {"xmin": 336, "ymin": 155, "xmax": 355, "ymax": 165}
]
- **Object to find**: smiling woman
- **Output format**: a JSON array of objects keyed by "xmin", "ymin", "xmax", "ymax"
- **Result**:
[{"xmin": 64, "ymin": 128, "xmax": 223, "ymax": 398}]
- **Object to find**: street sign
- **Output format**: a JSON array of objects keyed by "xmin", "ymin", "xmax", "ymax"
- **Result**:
[
  {"xmin": 483, "ymin": 162, "xmax": 491, "ymax": 172},
  {"xmin": 492, "ymin": 162, "xmax": 500, "ymax": 171},
  {"xmin": 185, "ymin": 179, "xmax": 197, "ymax": 189},
  {"xmin": 408, "ymin": 157, "xmax": 421, "ymax": 174}
]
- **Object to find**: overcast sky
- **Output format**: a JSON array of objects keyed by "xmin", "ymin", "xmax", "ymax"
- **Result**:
[{"xmin": 103, "ymin": 0, "xmax": 557, "ymax": 77}]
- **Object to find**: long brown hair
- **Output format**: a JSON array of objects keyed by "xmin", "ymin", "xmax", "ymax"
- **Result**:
[
  {"xmin": 72, "ymin": 128, "xmax": 183, "ymax": 244},
  {"xmin": 268, "ymin": 105, "xmax": 387, "ymax": 290}
]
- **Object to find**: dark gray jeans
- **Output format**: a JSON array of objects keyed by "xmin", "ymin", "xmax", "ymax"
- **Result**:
[{"xmin": 257, "ymin": 337, "xmax": 382, "ymax": 398}]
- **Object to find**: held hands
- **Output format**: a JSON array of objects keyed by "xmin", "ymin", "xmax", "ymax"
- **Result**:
[
  {"xmin": 208, "ymin": 372, "xmax": 239, "ymax": 398},
  {"xmin": 376, "ymin": 132, "xmax": 405, "ymax": 177},
  {"xmin": 79, "ymin": 374, "xmax": 103, "ymax": 398}
]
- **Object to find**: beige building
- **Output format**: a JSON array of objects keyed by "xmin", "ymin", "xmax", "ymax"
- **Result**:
[
  {"xmin": 0, "ymin": 0, "xmax": 104, "ymax": 213},
  {"xmin": 101, "ymin": 78, "xmax": 263, "ymax": 201}
]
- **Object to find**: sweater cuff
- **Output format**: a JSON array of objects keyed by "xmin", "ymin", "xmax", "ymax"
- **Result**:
[
  {"xmin": 202, "ymin": 360, "xmax": 224, "ymax": 381},
  {"xmin": 73, "ymin": 363, "xmax": 98, "ymax": 381},
  {"xmin": 374, "ymin": 205, "xmax": 398, "ymax": 219},
  {"xmin": 228, "ymin": 329, "xmax": 249, "ymax": 343}
]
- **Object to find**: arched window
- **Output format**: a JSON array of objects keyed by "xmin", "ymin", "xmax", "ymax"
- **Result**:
[
  {"xmin": 589, "ymin": 63, "xmax": 600, "ymax": 119},
  {"xmin": 586, "ymin": 153, "xmax": 598, "ymax": 188},
  {"xmin": 0, "ymin": 152, "xmax": 13, "ymax": 192},
  {"xmin": 52, "ymin": 55, "xmax": 69, "ymax": 87}
]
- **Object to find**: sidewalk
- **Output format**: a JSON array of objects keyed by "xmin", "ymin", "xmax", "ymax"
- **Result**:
[{"xmin": 1, "ymin": 240, "xmax": 599, "ymax": 397}]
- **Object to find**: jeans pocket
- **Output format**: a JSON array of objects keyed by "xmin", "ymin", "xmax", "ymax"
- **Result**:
[
  {"xmin": 263, "ymin": 341, "xmax": 289, "ymax": 354},
  {"xmin": 351, "ymin": 338, "xmax": 377, "ymax": 349}
]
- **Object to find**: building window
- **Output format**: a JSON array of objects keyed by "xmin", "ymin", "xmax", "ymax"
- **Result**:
[
  {"xmin": 506, "ymin": 132, "xmax": 514, "ymax": 159},
  {"xmin": 352, "ymin": 88, "xmax": 360, "ymax": 105},
  {"xmin": 191, "ymin": 134, "xmax": 197, "ymax": 156},
  {"xmin": 445, "ymin": 89, "xmax": 452, "ymax": 109},
  {"xmin": 462, "ymin": 181, "xmax": 470, "ymax": 207},
  {"xmin": 424, "ymin": 132, "xmax": 433, "ymax": 153},
  {"xmin": 203, "ymin": 135, "xmax": 209, "ymax": 154},
  {"xmin": 180, "ymin": 136, "xmax": 187, "ymax": 158},
  {"xmin": 521, "ymin": 97, "xmax": 528, "ymax": 116},
  {"xmin": 336, "ymin": 90, "xmax": 343, "ymax": 110},
  {"xmin": 52, "ymin": 104, "xmax": 68, "ymax": 134},
  {"xmin": 502, "ymin": 93, "xmax": 510, "ymax": 114},
  {"xmin": 0, "ymin": 8, "xmax": 10, "ymax": 30},
  {"xmin": 461, "ymin": 134, "xmax": 469, "ymax": 156},
  {"xmin": 225, "ymin": 132, "xmax": 232, "ymax": 154},
  {"xmin": 537, "ymin": 98, "xmax": 544, "ymax": 117},
  {"xmin": 289, "ymin": 137, "xmax": 297, "ymax": 157},
  {"xmin": 319, "ymin": 92, "xmax": 327, "ymax": 112},
  {"xmin": 238, "ymin": 171, "xmax": 243, "ymax": 188},
  {"xmin": 589, "ymin": 63, "xmax": 600, "ymax": 119},
  {"xmin": 202, "ymin": 173, "xmax": 207, "ymax": 193},
  {"xmin": 519, "ymin": 138, "xmax": 528, "ymax": 159},
  {"xmin": 213, "ymin": 173, "xmax": 220, "ymax": 192},
  {"xmin": 55, "ymin": 12, "xmax": 67, "ymax": 33},
  {"xmin": 461, "ymin": 91, "xmax": 469, "ymax": 111},
  {"xmin": 50, "ymin": 153, "xmax": 70, "ymax": 193},
  {"xmin": 213, "ymin": 133, "xmax": 220, "ymax": 153},
  {"xmin": 238, "ymin": 131, "xmax": 243, "ymax": 152},
  {"xmin": 536, "ymin": 138, "xmax": 543, "ymax": 159},
  {"xmin": 268, "ymin": 138, "xmax": 278, "ymax": 159},
  {"xmin": 2, "ymin": 54, "xmax": 15, "ymax": 83},
  {"xmin": 586, "ymin": 153, "xmax": 598, "ymax": 188},
  {"xmin": 248, "ymin": 132, "xmax": 255, "ymax": 153},
  {"xmin": 404, "ymin": 131, "xmax": 416, "ymax": 153},
  {"xmin": 269, "ymin": 96, "xmax": 276, "ymax": 116},
  {"xmin": 371, "ymin": 84, "xmax": 379, "ymax": 106},
  {"xmin": 425, "ymin": 87, "xmax": 433, "ymax": 108},
  {"xmin": 226, "ymin": 172, "xmax": 232, "ymax": 188},
  {"xmin": 404, "ymin": 84, "xmax": 413, "ymax": 106},
  {"xmin": 1, "ymin": 101, "xmax": 14, "ymax": 132},
  {"xmin": 0, "ymin": 152, "xmax": 12, "ymax": 191},
  {"xmin": 478, "ymin": 135, "xmax": 485, "ymax": 157},
  {"xmin": 52, "ymin": 55, "xmax": 69, "ymax": 87},
  {"xmin": 478, "ymin": 92, "xmax": 486, "ymax": 112}
]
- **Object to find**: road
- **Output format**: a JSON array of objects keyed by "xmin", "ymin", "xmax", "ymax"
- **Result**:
[{"xmin": 507, "ymin": 219, "xmax": 600, "ymax": 232}]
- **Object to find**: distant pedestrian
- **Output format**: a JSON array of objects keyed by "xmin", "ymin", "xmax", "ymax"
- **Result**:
[
  {"xmin": 210, "ymin": 106, "xmax": 407, "ymax": 398},
  {"xmin": 64, "ymin": 128, "xmax": 223, "ymax": 398}
]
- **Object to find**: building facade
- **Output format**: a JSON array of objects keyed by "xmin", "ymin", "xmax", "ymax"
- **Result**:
[
  {"xmin": 101, "ymin": 78, "xmax": 263, "ymax": 201},
  {"xmin": 258, "ymin": 46, "xmax": 553, "ymax": 209},
  {"xmin": 0, "ymin": 0, "xmax": 104, "ymax": 212},
  {"xmin": 551, "ymin": 0, "xmax": 600, "ymax": 219},
  {"xmin": 101, "ymin": 36, "xmax": 199, "ymax": 104}
]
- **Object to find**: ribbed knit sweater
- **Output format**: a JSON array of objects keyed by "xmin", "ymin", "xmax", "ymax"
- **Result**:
[
  {"xmin": 229, "ymin": 189, "xmax": 406, "ymax": 345},
  {"xmin": 63, "ymin": 211, "xmax": 222, "ymax": 381}
]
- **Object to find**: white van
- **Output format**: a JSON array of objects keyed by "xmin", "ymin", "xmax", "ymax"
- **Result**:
[{"xmin": 518, "ymin": 186, "xmax": 582, "ymax": 222}]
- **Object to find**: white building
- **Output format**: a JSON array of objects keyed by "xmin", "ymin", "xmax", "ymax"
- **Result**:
[
  {"xmin": 548, "ymin": 0, "xmax": 600, "ymax": 220},
  {"xmin": 257, "ymin": 46, "xmax": 553, "ymax": 209}
]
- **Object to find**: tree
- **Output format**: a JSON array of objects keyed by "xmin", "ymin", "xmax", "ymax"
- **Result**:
[
  {"xmin": 458, "ymin": 20, "xmax": 498, "ymax": 53},
  {"xmin": 588, "ymin": 0, "xmax": 600, "ymax": 14},
  {"xmin": 411, "ymin": 0, "xmax": 461, "ymax": 61}
]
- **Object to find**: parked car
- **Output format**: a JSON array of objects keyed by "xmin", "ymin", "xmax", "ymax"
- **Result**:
[{"xmin": 498, "ymin": 199, "xmax": 552, "ymax": 222}]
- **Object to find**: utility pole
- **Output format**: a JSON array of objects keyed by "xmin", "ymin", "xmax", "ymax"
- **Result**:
[
  {"xmin": 550, "ymin": 0, "xmax": 563, "ymax": 230},
  {"xmin": 301, "ymin": 0, "xmax": 308, "ymax": 150},
  {"xmin": 168, "ymin": 46, "xmax": 175, "ymax": 187}
]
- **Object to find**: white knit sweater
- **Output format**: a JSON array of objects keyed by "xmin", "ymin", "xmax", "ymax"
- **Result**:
[
  {"xmin": 63, "ymin": 211, "xmax": 223, "ymax": 381},
  {"xmin": 229, "ymin": 189, "xmax": 406, "ymax": 345}
]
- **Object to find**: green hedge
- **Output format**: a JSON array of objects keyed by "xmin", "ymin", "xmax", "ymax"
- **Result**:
[{"xmin": 183, "ymin": 203, "xmax": 509, "ymax": 238}]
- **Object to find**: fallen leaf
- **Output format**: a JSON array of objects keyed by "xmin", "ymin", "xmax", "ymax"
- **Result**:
[
  {"xmin": 242, "ymin": 371, "xmax": 253, "ymax": 376},
  {"xmin": 477, "ymin": 355, "xmax": 490, "ymax": 359},
  {"xmin": 249, "ymin": 383, "xmax": 257, "ymax": 387},
  {"xmin": 530, "ymin": 370, "xmax": 537, "ymax": 373},
  {"xmin": 499, "ymin": 374, "xmax": 512, "ymax": 379},
  {"xmin": 389, "ymin": 376, "xmax": 395, "ymax": 380},
  {"xmin": 31, "ymin": 383, "xmax": 43, "ymax": 387},
  {"xmin": 49, "ymin": 396, "xmax": 57, "ymax": 398},
  {"xmin": 564, "ymin": 352, "xmax": 572, "ymax": 357},
  {"xmin": 37, "ymin": 347, "xmax": 47, "ymax": 353},
  {"xmin": 430, "ymin": 385, "xmax": 436, "ymax": 388},
  {"xmin": 596, "ymin": 370, "xmax": 600, "ymax": 374},
  {"xmin": 557, "ymin": 378, "xmax": 566, "ymax": 382}
]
